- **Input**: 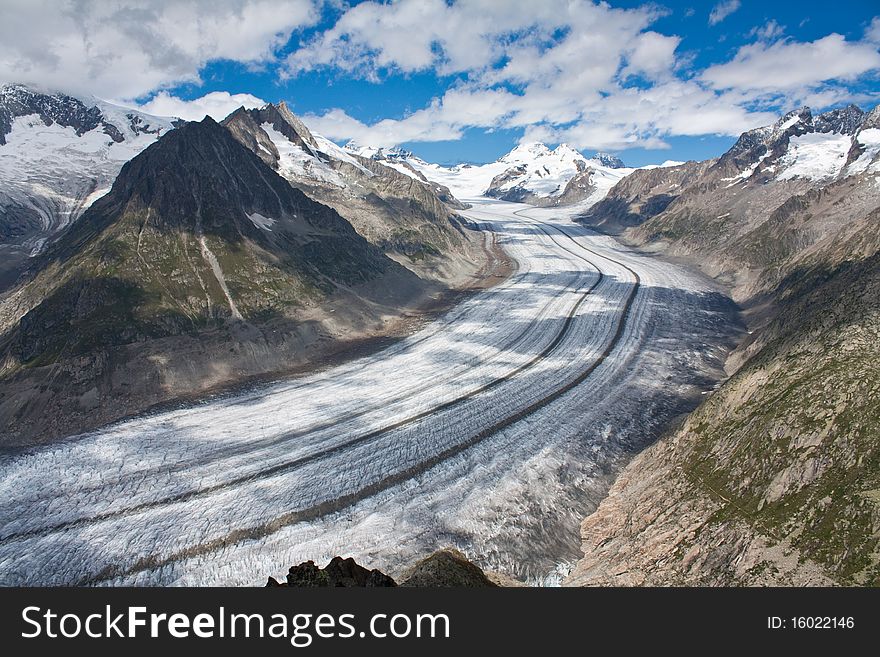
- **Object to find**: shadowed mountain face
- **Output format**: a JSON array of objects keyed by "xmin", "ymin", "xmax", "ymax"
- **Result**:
[
  {"xmin": 221, "ymin": 103, "xmax": 481, "ymax": 284},
  {"xmin": 0, "ymin": 117, "xmax": 428, "ymax": 446},
  {"xmin": 567, "ymin": 105, "xmax": 880, "ymax": 586}
]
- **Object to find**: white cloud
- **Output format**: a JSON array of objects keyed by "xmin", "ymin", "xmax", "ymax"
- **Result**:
[
  {"xmin": 287, "ymin": 0, "xmax": 784, "ymax": 151},
  {"xmin": 702, "ymin": 34, "xmax": 880, "ymax": 91},
  {"xmin": 867, "ymin": 17, "xmax": 880, "ymax": 44},
  {"xmin": 748, "ymin": 20, "xmax": 786, "ymax": 42},
  {"xmin": 139, "ymin": 91, "xmax": 266, "ymax": 121},
  {"xmin": 284, "ymin": 1, "xmax": 880, "ymax": 153},
  {"xmin": 284, "ymin": 0, "xmax": 661, "ymax": 82},
  {"xmin": 0, "ymin": 0, "xmax": 316, "ymax": 101},
  {"xmin": 4, "ymin": 0, "xmax": 877, "ymax": 156},
  {"xmin": 708, "ymin": 0, "xmax": 741, "ymax": 26},
  {"xmin": 623, "ymin": 32, "xmax": 682, "ymax": 80}
]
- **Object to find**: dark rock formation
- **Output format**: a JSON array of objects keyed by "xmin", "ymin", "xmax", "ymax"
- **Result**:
[
  {"xmin": 266, "ymin": 557, "xmax": 397, "ymax": 587},
  {"xmin": 593, "ymin": 152, "xmax": 625, "ymax": 169},
  {"xmin": 264, "ymin": 550, "xmax": 501, "ymax": 588}
]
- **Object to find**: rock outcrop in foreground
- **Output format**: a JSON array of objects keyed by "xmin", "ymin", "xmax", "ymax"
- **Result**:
[{"xmin": 266, "ymin": 549, "xmax": 514, "ymax": 587}]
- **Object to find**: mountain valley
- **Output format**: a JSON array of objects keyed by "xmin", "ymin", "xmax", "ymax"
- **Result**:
[{"xmin": 0, "ymin": 81, "xmax": 877, "ymax": 588}]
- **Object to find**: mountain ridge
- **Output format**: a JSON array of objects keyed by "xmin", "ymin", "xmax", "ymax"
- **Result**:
[{"xmin": 567, "ymin": 101, "xmax": 880, "ymax": 586}]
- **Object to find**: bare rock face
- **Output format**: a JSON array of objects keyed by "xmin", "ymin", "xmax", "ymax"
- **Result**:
[
  {"xmin": 222, "ymin": 101, "xmax": 483, "ymax": 287},
  {"xmin": 579, "ymin": 103, "xmax": 880, "ymax": 300},
  {"xmin": 577, "ymin": 159, "xmax": 713, "ymax": 234}
]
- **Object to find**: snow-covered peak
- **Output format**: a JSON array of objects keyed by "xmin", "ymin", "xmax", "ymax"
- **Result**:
[
  {"xmin": 344, "ymin": 141, "xmax": 417, "ymax": 162},
  {"xmin": 720, "ymin": 102, "xmax": 880, "ymax": 184},
  {"xmin": 0, "ymin": 83, "xmax": 178, "ymax": 260},
  {"xmin": 343, "ymin": 140, "xmax": 378, "ymax": 158},
  {"xmin": 774, "ymin": 107, "xmax": 811, "ymax": 133},
  {"xmin": 501, "ymin": 141, "xmax": 554, "ymax": 163}
]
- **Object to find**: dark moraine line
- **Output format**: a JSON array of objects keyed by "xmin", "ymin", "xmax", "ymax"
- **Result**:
[
  {"xmin": 75, "ymin": 216, "xmax": 643, "ymax": 585},
  {"xmin": 0, "ymin": 220, "xmax": 602, "ymax": 547}
]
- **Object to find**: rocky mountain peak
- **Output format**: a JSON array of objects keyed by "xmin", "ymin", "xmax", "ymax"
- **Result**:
[
  {"xmin": 718, "ymin": 102, "xmax": 878, "ymax": 180},
  {"xmin": 593, "ymin": 152, "xmax": 626, "ymax": 169},
  {"xmin": 261, "ymin": 101, "xmax": 319, "ymax": 152},
  {"xmin": 814, "ymin": 104, "xmax": 866, "ymax": 135},
  {"xmin": 108, "ymin": 115, "xmax": 328, "ymax": 241},
  {"xmin": 862, "ymin": 105, "xmax": 880, "ymax": 131},
  {"xmin": 221, "ymin": 105, "xmax": 280, "ymax": 168}
]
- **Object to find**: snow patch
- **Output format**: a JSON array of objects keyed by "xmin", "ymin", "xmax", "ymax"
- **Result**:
[
  {"xmin": 777, "ymin": 132, "xmax": 852, "ymax": 182},
  {"xmin": 846, "ymin": 128, "xmax": 880, "ymax": 177},
  {"xmin": 400, "ymin": 142, "xmax": 633, "ymax": 202},
  {"xmin": 261, "ymin": 123, "xmax": 346, "ymax": 188},
  {"xmin": 777, "ymin": 113, "xmax": 803, "ymax": 132},
  {"xmin": 247, "ymin": 212, "xmax": 276, "ymax": 231}
]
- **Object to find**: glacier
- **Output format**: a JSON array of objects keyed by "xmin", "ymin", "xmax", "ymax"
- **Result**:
[{"xmin": 0, "ymin": 200, "xmax": 741, "ymax": 586}]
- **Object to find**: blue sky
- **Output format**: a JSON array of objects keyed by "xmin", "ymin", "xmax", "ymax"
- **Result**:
[{"xmin": 3, "ymin": 1, "xmax": 879, "ymax": 166}]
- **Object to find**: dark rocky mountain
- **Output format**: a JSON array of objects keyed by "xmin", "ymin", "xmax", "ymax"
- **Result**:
[
  {"xmin": 0, "ymin": 117, "xmax": 431, "ymax": 446},
  {"xmin": 567, "ymin": 104, "xmax": 880, "ymax": 586},
  {"xmin": 222, "ymin": 103, "xmax": 483, "ymax": 285}
]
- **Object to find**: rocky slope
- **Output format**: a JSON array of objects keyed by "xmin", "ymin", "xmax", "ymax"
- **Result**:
[
  {"xmin": 222, "ymin": 103, "xmax": 483, "ymax": 287},
  {"xmin": 0, "ymin": 117, "xmax": 435, "ymax": 446},
  {"xmin": 567, "ymin": 105, "xmax": 880, "ymax": 586},
  {"xmin": 0, "ymin": 83, "xmax": 177, "ymax": 288}
]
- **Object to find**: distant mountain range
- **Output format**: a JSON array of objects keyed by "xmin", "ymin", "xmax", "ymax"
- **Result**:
[
  {"xmin": 0, "ymin": 84, "xmax": 178, "ymax": 286},
  {"xmin": 345, "ymin": 139, "xmax": 645, "ymax": 207}
]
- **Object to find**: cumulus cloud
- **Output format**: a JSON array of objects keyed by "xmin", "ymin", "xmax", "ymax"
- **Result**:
[
  {"xmin": 708, "ymin": 0, "xmax": 741, "ymax": 26},
  {"xmin": 702, "ymin": 34, "xmax": 880, "ymax": 91},
  {"xmin": 139, "ymin": 91, "xmax": 266, "ymax": 121},
  {"xmin": 286, "ymin": 0, "xmax": 784, "ymax": 151},
  {"xmin": 4, "ymin": 0, "xmax": 878, "ymax": 155},
  {"xmin": 284, "ymin": 0, "xmax": 594, "ymax": 80},
  {"xmin": 282, "ymin": 0, "xmax": 880, "ymax": 151},
  {"xmin": 866, "ymin": 16, "xmax": 880, "ymax": 44},
  {"xmin": 0, "ymin": 0, "xmax": 316, "ymax": 101}
]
